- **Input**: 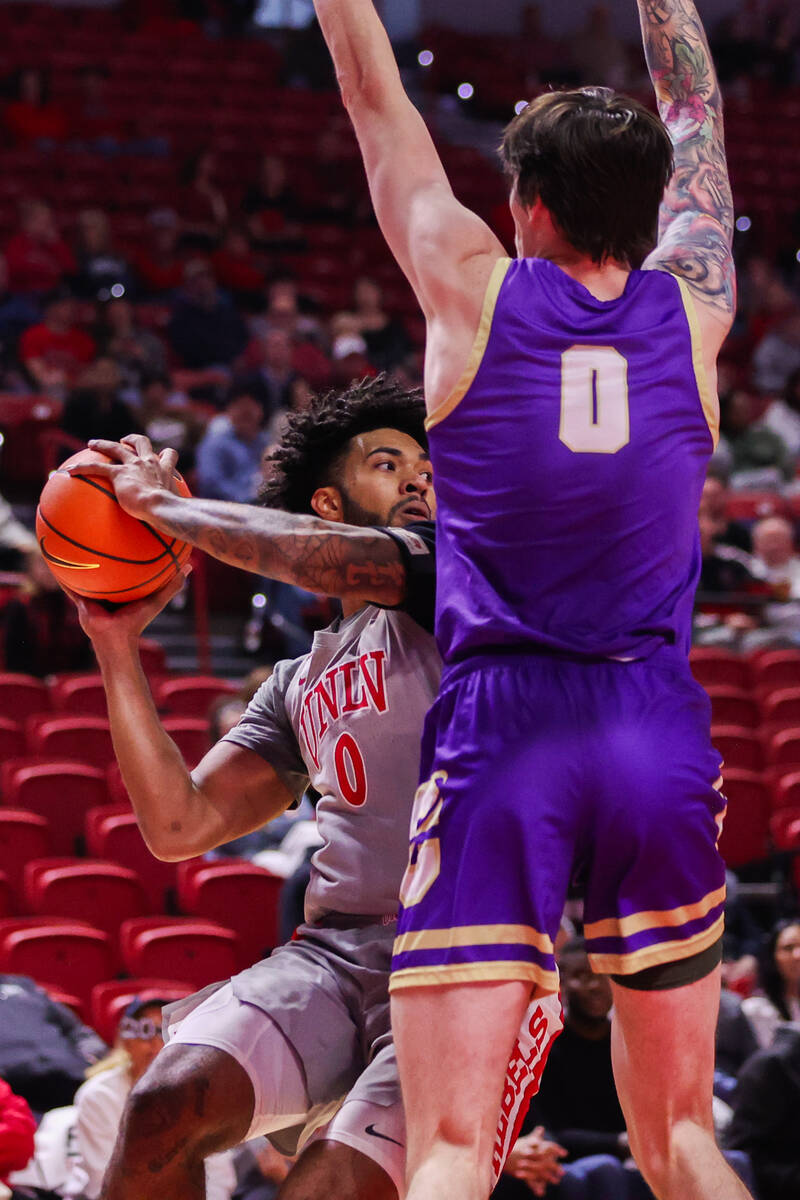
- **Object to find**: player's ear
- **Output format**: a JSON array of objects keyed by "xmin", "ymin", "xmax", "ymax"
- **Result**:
[{"xmin": 311, "ymin": 485, "xmax": 345, "ymax": 523}]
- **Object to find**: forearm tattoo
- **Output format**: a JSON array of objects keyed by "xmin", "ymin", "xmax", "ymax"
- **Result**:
[
  {"xmin": 640, "ymin": 0, "xmax": 735, "ymax": 317},
  {"xmin": 151, "ymin": 496, "xmax": 406, "ymax": 602}
]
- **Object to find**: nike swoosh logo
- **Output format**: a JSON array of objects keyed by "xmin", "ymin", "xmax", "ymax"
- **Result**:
[
  {"xmin": 41, "ymin": 548, "xmax": 101, "ymax": 570},
  {"xmin": 364, "ymin": 1124, "xmax": 404, "ymax": 1148}
]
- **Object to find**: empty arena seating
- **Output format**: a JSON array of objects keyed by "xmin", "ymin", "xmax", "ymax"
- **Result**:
[
  {"xmin": 0, "ymin": 717, "xmax": 26, "ymax": 761},
  {"xmin": 0, "ymin": 673, "xmax": 50, "ymax": 721},
  {"xmin": 85, "ymin": 805, "xmax": 187, "ymax": 911},
  {"xmin": 717, "ymin": 770, "xmax": 772, "ymax": 869},
  {"xmin": 23, "ymin": 858, "xmax": 150, "ymax": 937},
  {"xmin": 0, "ymin": 917, "xmax": 115, "ymax": 1008},
  {"xmin": 27, "ymin": 716, "xmax": 115, "ymax": 767},
  {"xmin": 177, "ymin": 859, "xmax": 283, "ymax": 965},
  {"xmin": 2, "ymin": 760, "xmax": 109, "ymax": 855},
  {"xmin": 155, "ymin": 675, "xmax": 239, "ymax": 717},
  {"xmin": 119, "ymin": 916, "xmax": 241, "ymax": 987},
  {"xmin": 690, "ymin": 648, "xmax": 752, "ymax": 690},
  {"xmin": 50, "ymin": 674, "xmax": 108, "ymax": 717},
  {"xmin": 161, "ymin": 717, "xmax": 211, "ymax": 765},
  {"xmin": 90, "ymin": 978, "xmax": 191, "ymax": 1046},
  {"xmin": 706, "ymin": 687, "xmax": 761, "ymax": 728},
  {"xmin": 0, "ymin": 809, "xmax": 51, "ymax": 903}
]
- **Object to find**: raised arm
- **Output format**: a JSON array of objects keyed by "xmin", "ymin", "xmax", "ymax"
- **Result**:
[
  {"xmin": 638, "ymin": 0, "xmax": 735, "ymax": 339},
  {"xmin": 312, "ymin": 0, "xmax": 503, "ymax": 322}
]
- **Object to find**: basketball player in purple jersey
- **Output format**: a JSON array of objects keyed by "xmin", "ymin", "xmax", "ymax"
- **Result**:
[
  {"xmin": 65, "ymin": 380, "xmax": 561, "ymax": 1199},
  {"xmin": 312, "ymin": 1, "xmax": 749, "ymax": 1199}
]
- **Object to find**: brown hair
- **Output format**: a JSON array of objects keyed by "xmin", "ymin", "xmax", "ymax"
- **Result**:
[{"xmin": 500, "ymin": 88, "xmax": 674, "ymax": 268}]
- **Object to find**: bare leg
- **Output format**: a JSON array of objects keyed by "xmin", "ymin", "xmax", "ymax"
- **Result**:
[
  {"xmin": 278, "ymin": 1140, "xmax": 397, "ymax": 1200},
  {"xmin": 391, "ymin": 981, "xmax": 532, "ymax": 1200},
  {"xmin": 100, "ymin": 1044, "xmax": 254, "ymax": 1200},
  {"xmin": 610, "ymin": 966, "xmax": 752, "ymax": 1200}
]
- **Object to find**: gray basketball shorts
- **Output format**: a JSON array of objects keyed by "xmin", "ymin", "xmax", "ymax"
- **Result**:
[{"xmin": 164, "ymin": 920, "xmax": 406, "ymax": 1193}]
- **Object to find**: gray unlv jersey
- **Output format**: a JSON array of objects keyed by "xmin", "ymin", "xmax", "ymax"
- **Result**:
[{"xmin": 223, "ymin": 523, "xmax": 439, "ymax": 923}]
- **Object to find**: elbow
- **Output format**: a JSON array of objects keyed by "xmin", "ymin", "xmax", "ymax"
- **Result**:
[{"xmin": 140, "ymin": 824, "xmax": 202, "ymax": 863}]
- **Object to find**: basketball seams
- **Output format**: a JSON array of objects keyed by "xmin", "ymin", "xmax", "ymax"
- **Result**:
[
  {"xmin": 65, "ymin": 473, "xmax": 181, "ymax": 567},
  {"xmin": 37, "ymin": 507, "xmax": 174, "ymax": 566}
]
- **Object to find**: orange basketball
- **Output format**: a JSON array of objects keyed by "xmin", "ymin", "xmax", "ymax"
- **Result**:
[{"xmin": 36, "ymin": 449, "xmax": 192, "ymax": 603}]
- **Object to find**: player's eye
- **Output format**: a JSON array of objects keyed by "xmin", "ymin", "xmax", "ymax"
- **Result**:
[
  {"xmin": 421, "ymin": 471, "xmax": 433, "ymax": 483},
  {"xmin": 375, "ymin": 460, "xmax": 395, "ymax": 471}
]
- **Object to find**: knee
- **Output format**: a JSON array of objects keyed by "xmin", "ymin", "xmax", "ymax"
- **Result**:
[
  {"xmin": 122, "ymin": 1045, "xmax": 252, "ymax": 1159},
  {"xmin": 632, "ymin": 1116, "xmax": 714, "ymax": 1195}
]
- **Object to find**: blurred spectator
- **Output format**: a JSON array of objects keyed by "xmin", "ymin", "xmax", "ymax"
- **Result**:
[
  {"xmin": 751, "ymin": 516, "xmax": 800, "ymax": 597},
  {"xmin": 698, "ymin": 494, "xmax": 760, "ymax": 597},
  {"xmin": 96, "ymin": 297, "xmax": 168, "ymax": 391},
  {"xmin": 715, "ymin": 987, "xmax": 759, "ymax": 1103},
  {"xmin": 208, "ymin": 695, "xmax": 247, "ymax": 742},
  {"xmin": 243, "ymin": 154, "xmax": 301, "ymax": 247},
  {"xmin": 139, "ymin": 373, "xmax": 201, "ymax": 465},
  {"xmin": 73, "ymin": 209, "xmax": 134, "ymax": 302},
  {"xmin": 178, "ymin": 149, "xmax": 229, "ymax": 250},
  {"xmin": 0, "ymin": 1078, "xmax": 35, "ymax": 1189},
  {"xmin": 716, "ymin": 389, "xmax": 793, "ymax": 490},
  {"xmin": 300, "ymin": 130, "xmax": 367, "ymax": 225},
  {"xmin": 519, "ymin": 3, "xmax": 573, "ymax": 86},
  {"xmin": 232, "ymin": 1141, "xmax": 292, "ymax": 1200},
  {"xmin": 0, "ymin": 252, "xmax": 40, "ymax": 358},
  {"xmin": 725, "ymin": 1023, "xmax": 800, "ymax": 1200},
  {"xmin": 722, "ymin": 871, "xmax": 764, "ymax": 995},
  {"xmin": 238, "ymin": 328, "xmax": 299, "ymax": 417},
  {"xmin": 5, "ymin": 199, "xmax": 76, "ymax": 299},
  {"xmin": 61, "ymin": 358, "xmax": 143, "ymax": 446},
  {"xmin": 240, "ymin": 664, "xmax": 274, "ymax": 704},
  {"xmin": 63, "ymin": 997, "xmax": 235, "ymax": 1200},
  {"xmin": 753, "ymin": 310, "xmax": 800, "ymax": 395},
  {"xmin": 18, "ymin": 291, "xmax": 96, "ymax": 397},
  {"xmin": 742, "ymin": 918, "xmax": 800, "ymax": 1049},
  {"xmin": 757, "ymin": 366, "xmax": 800, "ymax": 457},
  {"xmin": 0, "ymin": 490, "xmax": 36, "ymax": 569},
  {"xmin": 167, "ymin": 259, "xmax": 248, "ymax": 372},
  {"xmin": 3, "ymin": 67, "xmax": 67, "ymax": 146},
  {"xmin": 67, "ymin": 64, "xmax": 121, "ymax": 150},
  {"xmin": 253, "ymin": 279, "xmax": 323, "ymax": 346},
  {"xmin": 339, "ymin": 277, "xmax": 411, "ymax": 373},
  {"xmin": 330, "ymin": 326, "xmax": 375, "ymax": 388},
  {"xmin": 0, "ymin": 975, "xmax": 106, "ymax": 1115},
  {"xmin": 195, "ymin": 388, "xmax": 270, "ymax": 502},
  {"xmin": 3, "ymin": 550, "xmax": 94, "ymax": 676},
  {"xmin": 266, "ymin": 374, "xmax": 314, "ymax": 443},
  {"xmin": 133, "ymin": 209, "xmax": 186, "ymax": 296},
  {"xmin": 701, "ymin": 474, "xmax": 752, "ymax": 553},
  {"xmin": 211, "ymin": 228, "xmax": 269, "ymax": 308}
]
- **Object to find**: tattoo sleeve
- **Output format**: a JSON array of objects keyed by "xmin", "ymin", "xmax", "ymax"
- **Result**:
[
  {"xmin": 638, "ymin": 0, "xmax": 735, "ymax": 319},
  {"xmin": 147, "ymin": 492, "xmax": 406, "ymax": 605}
]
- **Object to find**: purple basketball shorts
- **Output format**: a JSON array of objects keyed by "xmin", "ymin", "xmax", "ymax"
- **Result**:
[{"xmin": 390, "ymin": 648, "xmax": 726, "ymax": 994}]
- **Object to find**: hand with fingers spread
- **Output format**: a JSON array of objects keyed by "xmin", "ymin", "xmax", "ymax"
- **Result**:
[
  {"xmin": 66, "ymin": 435, "xmax": 185, "ymax": 524},
  {"xmin": 65, "ymin": 564, "xmax": 192, "ymax": 647}
]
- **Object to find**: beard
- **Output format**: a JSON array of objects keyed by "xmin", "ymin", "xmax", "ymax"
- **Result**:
[{"xmin": 339, "ymin": 487, "xmax": 386, "ymax": 528}]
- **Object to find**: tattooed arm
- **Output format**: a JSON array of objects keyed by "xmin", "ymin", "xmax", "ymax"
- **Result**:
[
  {"xmin": 637, "ymin": 0, "xmax": 735, "ymax": 340},
  {"xmin": 76, "ymin": 437, "xmax": 407, "ymax": 607}
]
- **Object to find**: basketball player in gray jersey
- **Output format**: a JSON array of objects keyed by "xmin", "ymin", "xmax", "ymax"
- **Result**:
[{"xmin": 69, "ymin": 377, "xmax": 563, "ymax": 1200}]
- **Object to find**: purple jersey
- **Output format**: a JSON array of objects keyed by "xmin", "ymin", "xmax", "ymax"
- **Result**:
[{"xmin": 427, "ymin": 257, "xmax": 718, "ymax": 664}]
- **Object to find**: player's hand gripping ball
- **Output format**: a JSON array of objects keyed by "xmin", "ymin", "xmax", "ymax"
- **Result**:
[{"xmin": 36, "ymin": 449, "xmax": 192, "ymax": 603}]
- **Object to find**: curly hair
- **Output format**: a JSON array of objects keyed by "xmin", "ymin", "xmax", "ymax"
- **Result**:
[{"xmin": 260, "ymin": 375, "xmax": 427, "ymax": 514}]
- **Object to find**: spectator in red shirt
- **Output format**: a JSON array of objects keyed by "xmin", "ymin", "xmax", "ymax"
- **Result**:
[
  {"xmin": 132, "ymin": 209, "xmax": 185, "ymax": 296},
  {"xmin": 211, "ymin": 227, "xmax": 269, "ymax": 308},
  {"xmin": 3, "ymin": 67, "xmax": 68, "ymax": 146},
  {"xmin": 5, "ymin": 199, "xmax": 76, "ymax": 299},
  {"xmin": 0, "ymin": 1077, "xmax": 35, "ymax": 1186},
  {"xmin": 19, "ymin": 291, "xmax": 96, "ymax": 396},
  {"xmin": 178, "ymin": 149, "xmax": 229, "ymax": 250}
]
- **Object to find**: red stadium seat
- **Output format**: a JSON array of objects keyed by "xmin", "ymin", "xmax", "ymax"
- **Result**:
[
  {"xmin": 162, "ymin": 718, "xmax": 210, "ymax": 765},
  {"xmin": 0, "ymin": 674, "xmax": 50, "ymax": 722},
  {"xmin": 90, "ymin": 978, "xmax": 192, "ymax": 1045},
  {"xmin": 0, "ymin": 809, "xmax": 50, "ymax": 903},
  {"xmin": 772, "ymin": 771, "xmax": 800, "ymax": 811},
  {"xmin": 751, "ymin": 650, "xmax": 800, "ymax": 695},
  {"xmin": 85, "ymin": 807, "xmax": 183, "ymax": 910},
  {"xmin": 43, "ymin": 985, "xmax": 87, "ymax": 1022},
  {"xmin": 765, "ymin": 728, "xmax": 800, "ymax": 768},
  {"xmin": 0, "ymin": 872, "xmax": 13, "ymax": 917},
  {"xmin": 718, "ymin": 770, "xmax": 771, "ymax": 868},
  {"xmin": 769, "ymin": 806, "xmax": 800, "ymax": 850},
  {"xmin": 761, "ymin": 688, "xmax": 800, "ymax": 729},
  {"xmin": 711, "ymin": 726, "xmax": 763, "ymax": 772},
  {"xmin": 28, "ymin": 717, "xmax": 115, "ymax": 767},
  {"xmin": 139, "ymin": 639, "xmax": 167, "ymax": 677},
  {"xmin": 0, "ymin": 718, "xmax": 25, "ymax": 762},
  {"xmin": 0, "ymin": 919, "xmax": 114, "ymax": 1007},
  {"xmin": 120, "ymin": 916, "xmax": 240, "ymax": 986},
  {"xmin": 177, "ymin": 860, "xmax": 282, "ymax": 964},
  {"xmin": 155, "ymin": 676, "xmax": 239, "ymax": 718},
  {"xmin": 706, "ymin": 687, "xmax": 760, "ymax": 728},
  {"xmin": 3, "ymin": 762, "xmax": 108, "ymax": 856},
  {"xmin": 105, "ymin": 762, "xmax": 129, "ymax": 807},
  {"xmin": 24, "ymin": 859, "xmax": 150, "ymax": 937},
  {"xmin": 50, "ymin": 674, "xmax": 108, "ymax": 717},
  {"xmin": 689, "ymin": 648, "xmax": 750, "ymax": 690}
]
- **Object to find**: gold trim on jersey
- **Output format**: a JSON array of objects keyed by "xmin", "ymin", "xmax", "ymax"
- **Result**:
[
  {"xmin": 393, "ymin": 922, "xmax": 554, "ymax": 957},
  {"xmin": 588, "ymin": 913, "xmax": 724, "ymax": 975},
  {"xmin": 583, "ymin": 883, "xmax": 726, "ymax": 941},
  {"xmin": 676, "ymin": 276, "xmax": 719, "ymax": 449},
  {"xmin": 425, "ymin": 256, "xmax": 512, "ymax": 432},
  {"xmin": 389, "ymin": 960, "xmax": 559, "ymax": 993}
]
